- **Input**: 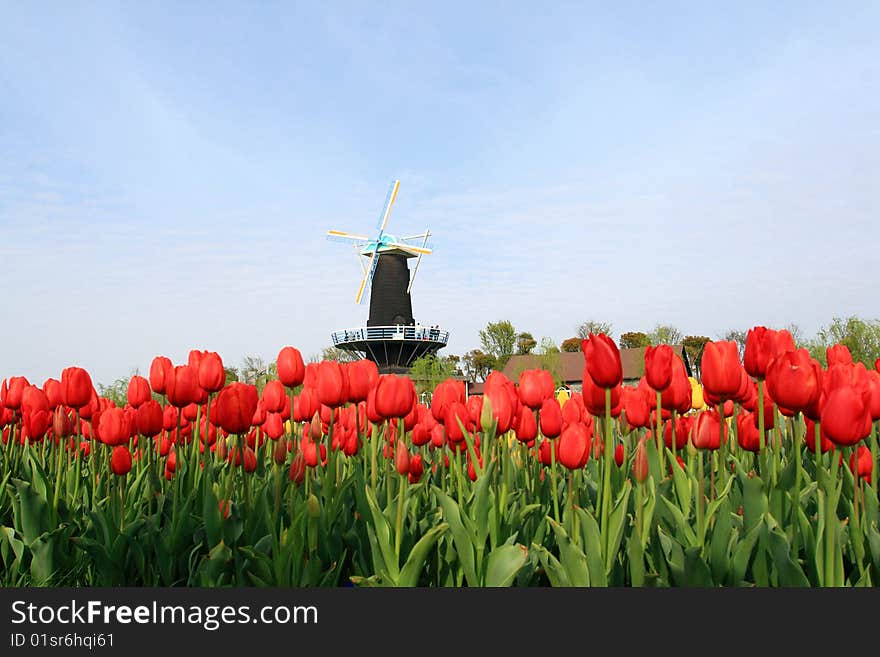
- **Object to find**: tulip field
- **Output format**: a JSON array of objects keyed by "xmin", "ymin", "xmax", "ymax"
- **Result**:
[{"xmin": 1, "ymin": 329, "xmax": 879, "ymax": 587}]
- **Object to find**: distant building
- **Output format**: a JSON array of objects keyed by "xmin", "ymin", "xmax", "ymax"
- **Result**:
[{"xmin": 466, "ymin": 346, "xmax": 693, "ymax": 395}]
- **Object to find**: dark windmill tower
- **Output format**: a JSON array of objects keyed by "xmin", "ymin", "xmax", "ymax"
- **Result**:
[{"xmin": 327, "ymin": 180, "xmax": 449, "ymax": 374}]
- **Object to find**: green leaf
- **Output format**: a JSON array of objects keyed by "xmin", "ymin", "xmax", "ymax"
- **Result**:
[
  {"xmin": 364, "ymin": 485, "xmax": 399, "ymax": 581},
  {"xmin": 684, "ymin": 546, "xmax": 713, "ymax": 587},
  {"xmin": 605, "ymin": 481, "xmax": 632, "ymax": 575},
  {"xmin": 399, "ymin": 523, "xmax": 449, "ymax": 587},
  {"xmin": 731, "ymin": 522, "xmax": 762, "ymax": 585},
  {"xmin": 765, "ymin": 515, "xmax": 809, "ymax": 587},
  {"xmin": 575, "ymin": 507, "xmax": 607, "ymax": 587},
  {"xmin": 742, "ymin": 474, "xmax": 768, "ymax": 532},
  {"xmin": 434, "ymin": 488, "xmax": 478, "ymax": 587},
  {"xmin": 709, "ymin": 501, "xmax": 733, "ymax": 584},
  {"xmin": 659, "ymin": 495, "xmax": 697, "ymax": 547},
  {"xmin": 12, "ymin": 479, "xmax": 49, "ymax": 547},
  {"xmin": 627, "ymin": 536, "xmax": 645, "ymax": 587},
  {"xmin": 203, "ymin": 482, "xmax": 222, "ymax": 548},
  {"xmin": 670, "ymin": 455, "xmax": 692, "ymax": 518},
  {"xmin": 485, "ymin": 544, "xmax": 529, "ymax": 587},
  {"xmin": 868, "ymin": 526, "xmax": 880, "ymax": 573},
  {"xmin": 548, "ymin": 517, "xmax": 590, "ymax": 587},
  {"xmin": 532, "ymin": 543, "xmax": 571, "ymax": 587}
]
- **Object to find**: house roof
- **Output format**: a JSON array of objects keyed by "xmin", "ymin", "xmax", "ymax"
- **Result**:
[{"xmin": 498, "ymin": 345, "xmax": 692, "ymax": 386}]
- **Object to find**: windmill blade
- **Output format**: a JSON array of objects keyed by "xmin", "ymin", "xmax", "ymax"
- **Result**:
[
  {"xmin": 406, "ymin": 229, "xmax": 431, "ymax": 294},
  {"xmin": 327, "ymin": 230, "xmax": 370, "ymax": 242},
  {"xmin": 376, "ymin": 180, "xmax": 401, "ymax": 232},
  {"xmin": 399, "ymin": 232, "xmax": 430, "ymax": 241},
  {"xmin": 386, "ymin": 241, "xmax": 432, "ymax": 255},
  {"xmin": 355, "ymin": 249, "xmax": 379, "ymax": 305}
]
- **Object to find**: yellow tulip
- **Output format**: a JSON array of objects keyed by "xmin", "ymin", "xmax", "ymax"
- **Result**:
[{"xmin": 689, "ymin": 377, "xmax": 706, "ymax": 410}]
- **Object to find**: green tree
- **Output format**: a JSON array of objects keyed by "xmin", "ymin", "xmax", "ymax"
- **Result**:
[
  {"xmin": 720, "ymin": 329, "xmax": 747, "ymax": 360},
  {"xmin": 682, "ymin": 335, "xmax": 710, "ymax": 377},
  {"xmin": 462, "ymin": 349, "xmax": 496, "ymax": 382},
  {"xmin": 619, "ymin": 331, "xmax": 651, "ymax": 349},
  {"xmin": 560, "ymin": 337, "xmax": 581, "ymax": 352},
  {"xmin": 479, "ymin": 320, "xmax": 516, "ymax": 370},
  {"xmin": 807, "ymin": 316, "xmax": 880, "ymax": 367},
  {"xmin": 576, "ymin": 320, "xmax": 613, "ymax": 340},
  {"xmin": 515, "ymin": 331, "xmax": 538, "ymax": 355},
  {"xmin": 319, "ymin": 345, "xmax": 359, "ymax": 364},
  {"xmin": 648, "ymin": 324, "xmax": 683, "ymax": 346},
  {"xmin": 97, "ymin": 375, "xmax": 131, "ymax": 408},
  {"xmin": 409, "ymin": 355, "xmax": 458, "ymax": 397},
  {"xmin": 536, "ymin": 337, "xmax": 564, "ymax": 386},
  {"xmin": 224, "ymin": 367, "xmax": 239, "ymax": 384}
]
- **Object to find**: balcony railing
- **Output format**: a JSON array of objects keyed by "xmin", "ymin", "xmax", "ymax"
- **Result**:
[{"xmin": 332, "ymin": 325, "xmax": 449, "ymax": 346}]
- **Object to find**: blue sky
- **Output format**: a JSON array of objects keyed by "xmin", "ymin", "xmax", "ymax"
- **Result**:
[{"xmin": 1, "ymin": 2, "xmax": 878, "ymax": 386}]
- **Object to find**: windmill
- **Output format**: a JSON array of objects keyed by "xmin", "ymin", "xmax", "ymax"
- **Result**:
[{"xmin": 326, "ymin": 180, "xmax": 449, "ymax": 373}]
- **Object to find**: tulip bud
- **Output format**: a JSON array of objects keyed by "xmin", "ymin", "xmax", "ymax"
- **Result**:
[
  {"xmin": 307, "ymin": 493, "xmax": 320, "ymax": 518},
  {"xmin": 632, "ymin": 439, "xmax": 649, "ymax": 483},
  {"xmin": 395, "ymin": 440, "xmax": 410, "ymax": 476},
  {"xmin": 479, "ymin": 395, "xmax": 494, "ymax": 433},
  {"xmin": 289, "ymin": 452, "xmax": 306, "ymax": 484}
]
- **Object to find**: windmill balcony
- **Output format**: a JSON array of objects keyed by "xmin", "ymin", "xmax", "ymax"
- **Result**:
[{"xmin": 332, "ymin": 325, "xmax": 449, "ymax": 347}]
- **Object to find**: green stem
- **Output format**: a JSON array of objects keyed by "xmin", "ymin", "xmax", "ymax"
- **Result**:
[
  {"xmin": 550, "ymin": 437, "xmax": 560, "ymax": 524},
  {"xmin": 600, "ymin": 387, "xmax": 613, "ymax": 555}
]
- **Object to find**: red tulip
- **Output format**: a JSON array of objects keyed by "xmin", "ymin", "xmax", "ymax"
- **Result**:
[
  {"xmin": 867, "ymin": 371, "xmax": 880, "ymax": 421},
  {"xmin": 347, "ymin": 359, "xmax": 378, "ymax": 403},
  {"xmin": 42, "ymin": 378, "xmax": 63, "ymax": 409},
  {"xmin": 1, "ymin": 376, "xmax": 30, "ymax": 410},
  {"xmin": 513, "ymin": 407, "xmax": 538, "ymax": 443},
  {"xmin": 766, "ymin": 349, "xmax": 823, "ymax": 415},
  {"xmin": 663, "ymin": 417, "xmax": 688, "ymax": 450},
  {"xmin": 126, "ymin": 375, "xmax": 151, "ymax": 408},
  {"xmin": 614, "ymin": 443, "xmax": 625, "ymax": 467},
  {"xmin": 213, "ymin": 383, "xmax": 259, "ymax": 435},
  {"xmin": 229, "ymin": 446, "xmax": 257, "ymax": 473},
  {"xmin": 23, "ymin": 408, "xmax": 50, "ymax": 441},
  {"xmin": 431, "ymin": 379, "xmax": 466, "ymax": 421},
  {"xmin": 261, "ymin": 380, "xmax": 286, "ymax": 413},
  {"xmin": 581, "ymin": 333, "xmax": 622, "ymax": 388},
  {"xmin": 136, "ymin": 400, "xmax": 163, "ymax": 437},
  {"xmin": 821, "ymin": 384, "xmax": 871, "ymax": 447},
  {"xmin": 149, "ymin": 356, "xmax": 173, "ymax": 395},
  {"xmin": 53, "ymin": 407, "xmax": 72, "ymax": 438},
  {"xmin": 691, "ymin": 410, "xmax": 725, "ymax": 450},
  {"xmin": 394, "ymin": 440, "xmax": 410, "ymax": 475},
  {"xmin": 736, "ymin": 412, "xmax": 761, "ymax": 452},
  {"xmin": 622, "ymin": 386, "xmax": 651, "ymax": 429},
  {"xmin": 277, "ymin": 346, "xmax": 306, "ymax": 388},
  {"xmin": 289, "ymin": 451, "xmax": 306, "ymax": 483},
  {"xmin": 484, "ymin": 384, "xmax": 516, "ymax": 434},
  {"xmin": 557, "ymin": 423, "xmax": 592, "ymax": 470},
  {"xmin": 744, "ymin": 327, "xmax": 791, "ymax": 379},
  {"xmin": 539, "ymin": 398, "xmax": 563, "ymax": 438},
  {"xmin": 518, "ymin": 369, "xmax": 554, "ymax": 409},
  {"xmin": 444, "ymin": 402, "xmax": 473, "ymax": 443},
  {"xmin": 632, "ymin": 438, "xmax": 649, "ymax": 483},
  {"xmin": 375, "ymin": 375, "xmax": 416, "ymax": 419},
  {"xmin": 645, "ymin": 345, "xmax": 674, "ymax": 391},
  {"xmin": 198, "ymin": 352, "xmax": 225, "ymax": 393},
  {"xmin": 315, "ymin": 361, "xmax": 348, "ymax": 408},
  {"xmin": 110, "ymin": 446, "xmax": 132, "ymax": 476},
  {"xmin": 826, "ymin": 344, "xmax": 853, "ymax": 368},
  {"xmin": 263, "ymin": 413, "xmax": 284, "ymax": 440},
  {"xmin": 408, "ymin": 454, "xmax": 424, "ymax": 484},
  {"xmin": 96, "ymin": 407, "xmax": 131, "ymax": 446},
  {"xmin": 166, "ymin": 365, "xmax": 200, "ymax": 408},
  {"xmin": 804, "ymin": 419, "xmax": 834, "ymax": 454},
  {"xmin": 701, "ymin": 341, "xmax": 742, "ymax": 400},
  {"xmin": 61, "ymin": 367, "xmax": 93, "ymax": 409},
  {"xmin": 581, "ymin": 369, "xmax": 621, "ymax": 416},
  {"xmin": 849, "ymin": 445, "xmax": 873, "ymax": 482}
]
